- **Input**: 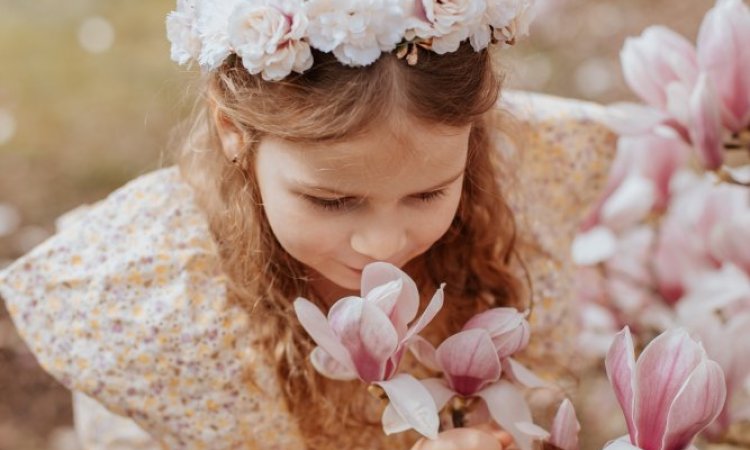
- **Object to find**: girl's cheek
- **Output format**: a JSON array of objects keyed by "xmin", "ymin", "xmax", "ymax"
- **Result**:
[{"xmin": 274, "ymin": 203, "xmax": 348, "ymax": 256}]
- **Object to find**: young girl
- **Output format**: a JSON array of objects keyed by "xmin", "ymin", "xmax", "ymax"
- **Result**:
[{"xmin": 0, "ymin": 1, "xmax": 616, "ymax": 448}]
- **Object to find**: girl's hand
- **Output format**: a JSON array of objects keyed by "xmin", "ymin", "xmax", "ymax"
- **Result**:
[{"xmin": 409, "ymin": 426, "xmax": 514, "ymax": 450}]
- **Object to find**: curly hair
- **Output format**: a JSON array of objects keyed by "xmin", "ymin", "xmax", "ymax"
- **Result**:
[{"xmin": 176, "ymin": 43, "xmax": 528, "ymax": 448}]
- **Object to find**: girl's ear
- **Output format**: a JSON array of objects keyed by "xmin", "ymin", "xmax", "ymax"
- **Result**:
[{"xmin": 210, "ymin": 100, "xmax": 245, "ymax": 163}]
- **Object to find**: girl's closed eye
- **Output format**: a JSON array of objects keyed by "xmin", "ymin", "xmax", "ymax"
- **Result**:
[
  {"xmin": 414, "ymin": 189, "xmax": 447, "ymax": 203},
  {"xmin": 304, "ymin": 195, "xmax": 357, "ymax": 211},
  {"xmin": 304, "ymin": 189, "xmax": 448, "ymax": 212}
]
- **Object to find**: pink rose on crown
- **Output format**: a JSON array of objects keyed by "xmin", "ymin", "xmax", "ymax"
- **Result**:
[{"xmin": 228, "ymin": 0, "xmax": 312, "ymax": 81}]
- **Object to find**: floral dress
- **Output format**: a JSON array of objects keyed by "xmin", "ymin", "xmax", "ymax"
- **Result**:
[{"xmin": 0, "ymin": 91, "xmax": 616, "ymax": 450}]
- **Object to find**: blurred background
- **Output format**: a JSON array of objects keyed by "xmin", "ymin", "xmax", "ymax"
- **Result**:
[{"xmin": 0, "ymin": 0, "xmax": 714, "ymax": 449}]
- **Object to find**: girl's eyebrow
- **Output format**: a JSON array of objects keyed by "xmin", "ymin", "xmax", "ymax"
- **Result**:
[{"xmin": 295, "ymin": 169, "xmax": 465, "ymax": 197}]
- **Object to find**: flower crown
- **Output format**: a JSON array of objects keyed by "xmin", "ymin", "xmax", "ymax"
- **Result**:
[{"xmin": 167, "ymin": 0, "xmax": 535, "ymax": 81}]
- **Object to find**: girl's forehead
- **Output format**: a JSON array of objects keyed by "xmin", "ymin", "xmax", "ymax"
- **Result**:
[
  {"xmin": 259, "ymin": 120, "xmax": 471, "ymax": 194},
  {"xmin": 286, "ymin": 120, "xmax": 468, "ymax": 171}
]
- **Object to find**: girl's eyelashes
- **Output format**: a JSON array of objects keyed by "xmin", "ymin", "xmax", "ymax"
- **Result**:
[
  {"xmin": 304, "ymin": 189, "xmax": 447, "ymax": 212},
  {"xmin": 415, "ymin": 189, "xmax": 447, "ymax": 203},
  {"xmin": 304, "ymin": 195, "xmax": 356, "ymax": 211}
]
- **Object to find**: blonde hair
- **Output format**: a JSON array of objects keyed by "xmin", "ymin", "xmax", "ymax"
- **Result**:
[{"xmin": 177, "ymin": 44, "xmax": 528, "ymax": 448}]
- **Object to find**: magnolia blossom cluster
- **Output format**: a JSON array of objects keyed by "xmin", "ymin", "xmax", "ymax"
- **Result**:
[
  {"xmin": 166, "ymin": 0, "xmax": 535, "ymax": 81},
  {"xmin": 575, "ymin": 173, "xmax": 750, "ymax": 444},
  {"xmin": 294, "ymin": 262, "xmax": 579, "ymax": 450},
  {"xmin": 572, "ymin": 0, "xmax": 750, "ymax": 443},
  {"xmin": 603, "ymin": 0, "xmax": 750, "ymax": 172}
]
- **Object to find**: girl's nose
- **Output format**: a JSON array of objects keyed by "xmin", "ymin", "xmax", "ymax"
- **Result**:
[{"xmin": 350, "ymin": 226, "xmax": 407, "ymax": 262}]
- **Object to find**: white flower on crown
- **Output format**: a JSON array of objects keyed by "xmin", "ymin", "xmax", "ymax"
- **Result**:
[
  {"xmin": 305, "ymin": 0, "xmax": 409, "ymax": 66},
  {"xmin": 166, "ymin": 0, "xmax": 202, "ymax": 65},
  {"xmin": 196, "ymin": 0, "xmax": 242, "ymax": 70},
  {"xmin": 486, "ymin": 0, "xmax": 536, "ymax": 48},
  {"xmin": 411, "ymin": 0, "xmax": 487, "ymax": 54},
  {"xmin": 467, "ymin": 0, "xmax": 521, "ymax": 49},
  {"xmin": 229, "ymin": 0, "xmax": 313, "ymax": 81}
]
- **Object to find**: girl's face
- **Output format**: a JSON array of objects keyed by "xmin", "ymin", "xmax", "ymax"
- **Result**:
[{"xmin": 254, "ymin": 117, "xmax": 470, "ymax": 296}]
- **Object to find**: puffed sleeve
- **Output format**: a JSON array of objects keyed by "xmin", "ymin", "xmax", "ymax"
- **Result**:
[
  {"xmin": 499, "ymin": 91, "xmax": 617, "ymax": 375},
  {"xmin": 0, "ymin": 167, "xmax": 306, "ymax": 449}
]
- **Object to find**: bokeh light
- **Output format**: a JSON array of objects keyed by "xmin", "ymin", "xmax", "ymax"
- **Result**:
[
  {"xmin": 0, "ymin": 108, "xmax": 16, "ymax": 146},
  {"xmin": 77, "ymin": 16, "xmax": 115, "ymax": 54},
  {"xmin": 0, "ymin": 203, "xmax": 21, "ymax": 237}
]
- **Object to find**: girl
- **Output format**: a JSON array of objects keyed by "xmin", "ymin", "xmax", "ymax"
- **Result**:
[{"xmin": 0, "ymin": 0, "xmax": 615, "ymax": 448}]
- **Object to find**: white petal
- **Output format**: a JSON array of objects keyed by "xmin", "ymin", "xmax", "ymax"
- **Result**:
[
  {"xmin": 376, "ymin": 374, "xmax": 440, "ymax": 439},
  {"xmin": 572, "ymin": 226, "xmax": 618, "ymax": 265}
]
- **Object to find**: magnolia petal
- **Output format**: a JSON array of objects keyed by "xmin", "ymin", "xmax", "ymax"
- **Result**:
[
  {"xmin": 310, "ymin": 347, "xmax": 358, "ymax": 381},
  {"xmin": 436, "ymin": 329, "xmax": 501, "ymax": 396},
  {"xmin": 408, "ymin": 335, "xmax": 441, "ymax": 372},
  {"xmin": 634, "ymin": 329, "xmax": 704, "ymax": 450},
  {"xmin": 328, "ymin": 296, "xmax": 400, "ymax": 382},
  {"xmin": 365, "ymin": 278, "xmax": 404, "ymax": 321},
  {"xmin": 376, "ymin": 374, "xmax": 440, "ymax": 440},
  {"xmin": 605, "ymin": 327, "xmax": 637, "ymax": 442},
  {"xmin": 502, "ymin": 358, "xmax": 547, "ymax": 389},
  {"xmin": 476, "ymin": 380, "xmax": 536, "ymax": 450},
  {"xmin": 293, "ymin": 298, "xmax": 356, "ymax": 373},
  {"xmin": 550, "ymin": 399, "xmax": 581, "ymax": 450},
  {"xmin": 464, "ymin": 308, "xmax": 530, "ymax": 358},
  {"xmin": 571, "ymin": 226, "xmax": 618, "ymax": 266},
  {"xmin": 382, "ymin": 404, "xmax": 412, "ymax": 435},
  {"xmin": 516, "ymin": 421, "xmax": 550, "ymax": 440},
  {"xmin": 661, "ymin": 360, "xmax": 727, "ymax": 450},
  {"xmin": 621, "ymin": 34, "xmax": 663, "ymax": 107},
  {"xmin": 726, "ymin": 313, "xmax": 750, "ymax": 394},
  {"xmin": 401, "ymin": 283, "xmax": 445, "ymax": 344},
  {"xmin": 666, "ymin": 81, "xmax": 692, "ymax": 127},
  {"xmin": 357, "ymin": 301, "xmax": 401, "ymax": 382},
  {"xmin": 620, "ymin": 26, "xmax": 698, "ymax": 109},
  {"xmin": 361, "ymin": 262, "xmax": 420, "ymax": 336},
  {"xmin": 463, "ymin": 307, "xmax": 525, "ymax": 335},
  {"xmin": 689, "ymin": 73, "xmax": 724, "ymax": 171},
  {"xmin": 327, "ymin": 295, "xmax": 364, "ymax": 331},
  {"xmin": 677, "ymin": 264, "xmax": 750, "ymax": 314},
  {"xmin": 420, "ymin": 377, "xmax": 456, "ymax": 412},
  {"xmin": 601, "ymin": 174, "xmax": 657, "ymax": 230},
  {"xmin": 491, "ymin": 321, "xmax": 531, "ymax": 359}
]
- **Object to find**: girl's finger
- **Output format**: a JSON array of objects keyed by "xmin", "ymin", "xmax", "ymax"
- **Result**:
[{"xmin": 410, "ymin": 428, "xmax": 505, "ymax": 450}]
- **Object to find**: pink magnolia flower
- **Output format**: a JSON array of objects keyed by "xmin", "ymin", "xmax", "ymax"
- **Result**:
[
  {"xmin": 620, "ymin": 26, "xmax": 699, "ymax": 114},
  {"xmin": 294, "ymin": 262, "xmax": 445, "ymax": 438},
  {"xmin": 407, "ymin": 309, "xmax": 546, "ymax": 450},
  {"xmin": 697, "ymin": 0, "xmax": 750, "ymax": 133},
  {"xmin": 604, "ymin": 327, "xmax": 726, "ymax": 450},
  {"xmin": 294, "ymin": 262, "xmax": 443, "ymax": 382},
  {"xmin": 580, "ymin": 133, "xmax": 690, "ymax": 232},
  {"xmin": 653, "ymin": 171, "xmax": 747, "ymax": 303}
]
